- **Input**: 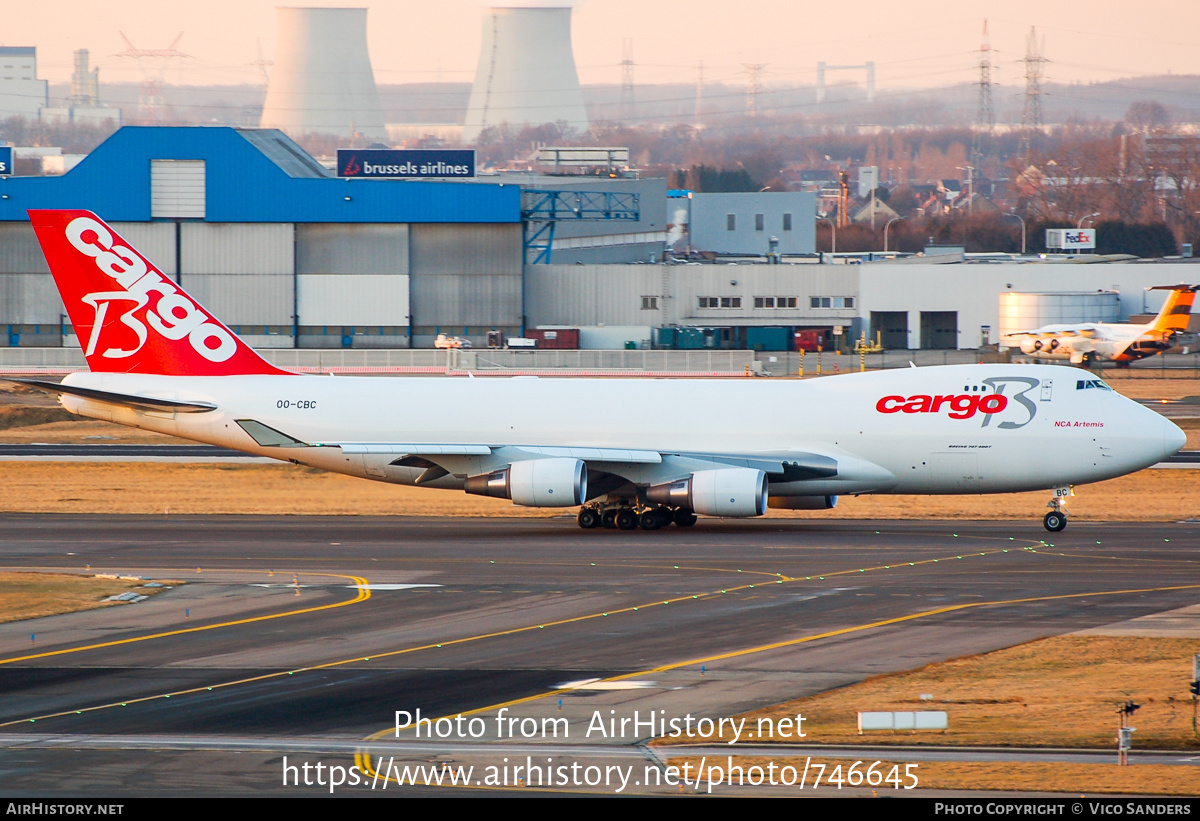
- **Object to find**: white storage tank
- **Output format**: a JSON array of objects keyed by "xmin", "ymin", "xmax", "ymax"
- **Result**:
[{"xmin": 999, "ymin": 290, "xmax": 1121, "ymax": 339}]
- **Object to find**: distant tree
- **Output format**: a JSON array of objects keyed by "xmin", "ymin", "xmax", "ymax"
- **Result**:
[
  {"xmin": 1094, "ymin": 220, "xmax": 1177, "ymax": 257},
  {"xmin": 887, "ymin": 186, "xmax": 921, "ymax": 216},
  {"xmin": 683, "ymin": 164, "xmax": 760, "ymax": 193},
  {"xmin": 1124, "ymin": 101, "xmax": 1171, "ymax": 133},
  {"xmin": 0, "ymin": 116, "xmax": 118, "ymax": 155}
]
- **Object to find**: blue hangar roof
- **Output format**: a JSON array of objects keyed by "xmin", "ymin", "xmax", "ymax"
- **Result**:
[{"xmin": 0, "ymin": 126, "xmax": 521, "ymax": 224}]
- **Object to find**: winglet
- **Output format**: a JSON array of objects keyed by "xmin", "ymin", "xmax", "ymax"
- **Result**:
[{"xmin": 28, "ymin": 209, "xmax": 291, "ymax": 376}]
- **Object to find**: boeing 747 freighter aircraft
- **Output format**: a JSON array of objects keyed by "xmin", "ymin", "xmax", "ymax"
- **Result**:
[{"xmin": 13, "ymin": 210, "xmax": 1186, "ymax": 533}]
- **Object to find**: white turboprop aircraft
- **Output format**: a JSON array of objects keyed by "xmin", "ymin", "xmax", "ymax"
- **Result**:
[
  {"xmin": 1003, "ymin": 285, "xmax": 1198, "ymax": 366},
  {"xmin": 13, "ymin": 210, "xmax": 1186, "ymax": 533}
]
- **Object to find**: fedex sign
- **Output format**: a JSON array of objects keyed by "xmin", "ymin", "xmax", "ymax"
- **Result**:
[{"xmin": 1046, "ymin": 228, "xmax": 1096, "ymax": 250}]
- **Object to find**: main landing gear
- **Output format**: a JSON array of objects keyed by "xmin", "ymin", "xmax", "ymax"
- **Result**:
[
  {"xmin": 1043, "ymin": 486, "xmax": 1073, "ymax": 532},
  {"xmin": 577, "ymin": 504, "xmax": 697, "ymax": 531}
]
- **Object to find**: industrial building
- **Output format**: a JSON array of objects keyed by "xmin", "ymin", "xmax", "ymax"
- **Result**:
[
  {"xmin": 526, "ymin": 260, "xmax": 1194, "ymax": 351},
  {"xmin": 0, "ymin": 47, "xmax": 49, "ymax": 120},
  {"xmin": 37, "ymin": 50, "xmax": 121, "ymax": 127},
  {"xmin": 0, "ymin": 127, "xmax": 519, "ymax": 349},
  {"xmin": 683, "ymin": 192, "xmax": 818, "ymax": 257}
]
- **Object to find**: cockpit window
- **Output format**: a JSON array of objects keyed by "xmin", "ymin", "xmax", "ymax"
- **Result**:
[{"xmin": 1075, "ymin": 379, "xmax": 1113, "ymax": 391}]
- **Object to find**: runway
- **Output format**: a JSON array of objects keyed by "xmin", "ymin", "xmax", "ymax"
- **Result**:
[{"xmin": 0, "ymin": 515, "xmax": 1197, "ymax": 796}]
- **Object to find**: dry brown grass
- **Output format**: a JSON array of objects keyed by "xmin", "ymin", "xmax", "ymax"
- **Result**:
[
  {"xmin": 0, "ymin": 571, "xmax": 175, "ymax": 624},
  {"xmin": 660, "ymin": 636, "xmax": 1200, "ymax": 751},
  {"xmin": 0, "ymin": 462, "xmax": 550, "ymax": 516},
  {"xmin": 665, "ymin": 756, "xmax": 1200, "ymax": 795},
  {"xmin": 1100, "ymin": 374, "xmax": 1200, "ymax": 401},
  {"xmin": 0, "ymin": 461, "xmax": 1194, "ymax": 519},
  {"xmin": 0, "ymin": 406, "xmax": 76, "ymax": 429}
]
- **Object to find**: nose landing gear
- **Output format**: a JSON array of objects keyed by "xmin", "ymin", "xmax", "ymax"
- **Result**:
[{"xmin": 1043, "ymin": 486, "xmax": 1073, "ymax": 532}]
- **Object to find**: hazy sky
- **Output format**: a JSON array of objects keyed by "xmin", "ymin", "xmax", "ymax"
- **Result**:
[{"xmin": 6, "ymin": 0, "xmax": 1197, "ymax": 95}]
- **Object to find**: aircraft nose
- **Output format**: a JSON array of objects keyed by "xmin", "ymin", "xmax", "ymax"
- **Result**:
[
  {"xmin": 1123, "ymin": 399, "xmax": 1187, "ymax": 470},
  {"xmin": 1164, "ymin": 416, "xmax": 1187, "ymax": 459}
]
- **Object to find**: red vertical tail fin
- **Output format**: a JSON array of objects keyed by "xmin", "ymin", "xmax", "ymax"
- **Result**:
[{"xmin": 29, "ymin": 210, "xmax": 290, "ymax": 376}]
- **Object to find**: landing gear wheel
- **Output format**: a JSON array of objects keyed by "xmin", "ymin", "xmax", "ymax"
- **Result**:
[
  {"xmin": 1043, "ymin": 511, "xmax": 1067, "ymax": 532},
  {"xmin": 615, "ymin": 509, "xmax": 639, "ymax": 531},
  {"xmin": 639, "ymin": 510, "xmax": 664, "ymax": 530},
  {"xmin": 601, "ymin": 510, "xmax": 618, "ymax": 529},
  {"xmin": 673, "ymin": 509, "xmax": 698, "ymax": 527},
  {"xmin": 577, "ymin": 508, "xmax": 600, "ymax": 529}
]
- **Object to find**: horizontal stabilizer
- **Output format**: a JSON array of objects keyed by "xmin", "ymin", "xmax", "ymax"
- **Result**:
[{"xmin": 9, "ymin": 378, "xmax": 217, "ymax": 413}]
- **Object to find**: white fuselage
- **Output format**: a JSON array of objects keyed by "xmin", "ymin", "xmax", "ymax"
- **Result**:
[{"xmin": 58, "ymin": 363, "xmax": 1183, "ymax": 501}]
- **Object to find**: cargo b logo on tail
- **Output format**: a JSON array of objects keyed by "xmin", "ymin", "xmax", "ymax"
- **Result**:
[
  {"xmin": 66, "ymin": 217, "xmax": 236, "ymax": 363},
  {"xmin": 28, "ymin": 209, "xmax": 288, "ymax": 376}
]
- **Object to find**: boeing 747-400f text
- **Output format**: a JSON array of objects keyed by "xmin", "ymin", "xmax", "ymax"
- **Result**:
[{"xmin": 13, "ymin": 210, "xmax": 1186, "ymax": 533}]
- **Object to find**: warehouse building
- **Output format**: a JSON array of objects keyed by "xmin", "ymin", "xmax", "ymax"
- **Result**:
[
  {"xmin": 526, "ymin": 259, "xmax": 1199, "ymax": 351},
  {"xmin": 0, "ymin": 126, "xmax": 521, "ymax": 349}
]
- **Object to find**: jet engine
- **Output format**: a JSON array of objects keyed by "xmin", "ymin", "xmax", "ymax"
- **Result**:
[
  {"xmin": 465, "ymin": 458, "xmax": 587, "ymax": 507},
  {"xmin": 647, "ymin": 468, "xmax": 767, "ymax": 517}
]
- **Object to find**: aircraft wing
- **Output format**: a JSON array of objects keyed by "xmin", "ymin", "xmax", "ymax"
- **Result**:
[
  {"xmin": 336, "ymin": 445, "xmax": 837, "ymax": 480},
  {"xmin": 232, "ymin": 418, "xmax": 885, "ymax": 492},
  {"xmin": 238, "ymin": 420, "xmax": 827, "ymax": 474},
  {"xmin": 1005, "ymin": 328, "xmax": 1098, "ymax": 338}
]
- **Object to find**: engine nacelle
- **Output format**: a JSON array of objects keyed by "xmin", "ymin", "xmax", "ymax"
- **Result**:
[
  {"xmin": 464, "ymin": 458, "xmax": 586, "ymax": 507},
  {"xmin": 648, "ymin": 468, "xmax": 767, "ymax": 517},
  {"xmin": 1022, "ymin": 337, "xmax": 1067, "ymax": 356},
  {"xmin": 768, "ymin": 495, "xmax": 838, "ymax": 510}
]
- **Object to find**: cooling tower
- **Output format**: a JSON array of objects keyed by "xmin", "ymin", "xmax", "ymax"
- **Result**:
[
  {"xmin": 463, "ymin": 5, "xmax": 589, "ymax": 142},
  {"xmin": 260, "ymin": 7, "xmax": 386, "ymax": 140}
]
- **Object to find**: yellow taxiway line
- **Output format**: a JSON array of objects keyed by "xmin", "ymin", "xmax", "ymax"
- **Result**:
[{"xmin": 0, "ymin": 571, "xmax": 371, "ymax": 666}]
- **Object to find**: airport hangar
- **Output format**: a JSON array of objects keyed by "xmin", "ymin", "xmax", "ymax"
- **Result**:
[{"xmin": 0, "ymin": 125, "xmax": 1195, "ymax": 355}]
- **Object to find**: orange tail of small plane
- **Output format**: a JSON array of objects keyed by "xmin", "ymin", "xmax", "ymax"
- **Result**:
[
  {"xmin": 29, "ymin": 210, "xmax": 290, "ymax": 377},
  {"xmin": 1147, "ymin": 284, "xmax": 1199, "ymax": 335}
]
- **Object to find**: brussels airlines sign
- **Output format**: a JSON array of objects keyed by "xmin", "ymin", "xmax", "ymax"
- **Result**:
[{"xmin": 337, "ymin": 150, "xmax": 476, "ymax": 179}]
